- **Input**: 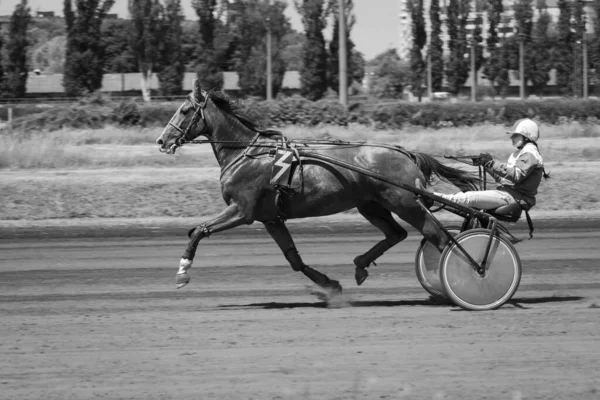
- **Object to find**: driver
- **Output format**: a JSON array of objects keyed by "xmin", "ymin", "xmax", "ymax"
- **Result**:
[{"xmin": 416, "ymin": 118, "xmax": 548, "ymax": 210}]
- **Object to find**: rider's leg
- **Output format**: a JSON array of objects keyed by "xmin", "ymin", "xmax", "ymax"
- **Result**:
[
  {"xmin": 262, "ymin": 219, "xmax": 341, "ymax": 292},
  {"xmin": 354, "ymin": 202, "xmax": 408, "ymax": 285},
  {"xmin": 177, "ymin": 203, "xmax": 252, "ymax": 288},
  {"xmin": 433, "ymin": 190, "xmax": 516, "ymax": 210}
]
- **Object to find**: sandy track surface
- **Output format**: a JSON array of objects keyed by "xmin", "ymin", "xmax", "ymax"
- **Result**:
[{"xmin": 1, "ymin": 224, "xmax": 600, "ymax": 399}]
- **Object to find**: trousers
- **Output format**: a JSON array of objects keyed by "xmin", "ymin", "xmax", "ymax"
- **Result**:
[{"xmin": 433, "ymin": 189, "xmax": 517, "ymax": 210}]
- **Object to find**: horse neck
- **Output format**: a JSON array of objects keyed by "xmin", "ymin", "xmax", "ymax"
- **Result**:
[{"xmin": 207, "ymin": 105, "xmax": 257, "ymax": 169}]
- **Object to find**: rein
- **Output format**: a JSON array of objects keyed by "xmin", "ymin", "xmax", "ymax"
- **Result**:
[{"xmin": 166, "ymin": 93, "xmax": 209, "ymax": 148}]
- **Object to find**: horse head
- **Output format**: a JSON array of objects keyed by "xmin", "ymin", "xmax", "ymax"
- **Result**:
[{"xmin": 156, "ymin": 78, "xmax": 210, "ymax": 154}]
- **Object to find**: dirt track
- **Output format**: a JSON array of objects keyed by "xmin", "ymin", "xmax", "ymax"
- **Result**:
[{"xmin": 1, "ymin": 221, "xmax": 600, "ymax": 400}]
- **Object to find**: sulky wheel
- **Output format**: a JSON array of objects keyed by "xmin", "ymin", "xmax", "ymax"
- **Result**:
[
  {"xmin": 439, "ymin": 228, "xmax": 521, "ymax": 311},
  {"xmin": 415, "ymin": 226, "xmax": 461, "ymax": 301}
]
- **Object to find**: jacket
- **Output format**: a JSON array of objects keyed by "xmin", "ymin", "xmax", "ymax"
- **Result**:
[{"xmin": 485, "ymin": 142, "xmax": 544, "ymax": 207}]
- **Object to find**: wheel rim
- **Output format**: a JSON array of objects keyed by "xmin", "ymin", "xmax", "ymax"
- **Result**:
[
  {"xmin": 415, "ymin": 227, "xmax": 461, "ymax": 299},
  {"xmin": 416, "ymin": 240, "xmax": 447, "ymax": 298},
  {"xmin": 441, "ymin": 229, "xmax": 521, "ymax": 309}
]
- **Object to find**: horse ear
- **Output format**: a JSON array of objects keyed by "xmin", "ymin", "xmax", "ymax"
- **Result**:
[{"xmin": 192, "ymin": 78, "xmax": 204, "ymax": 102}]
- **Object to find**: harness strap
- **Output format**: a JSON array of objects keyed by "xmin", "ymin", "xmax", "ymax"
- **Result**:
[{"xmin": 525, "ymin": 209, "xmax": 534, "ymax": 239}]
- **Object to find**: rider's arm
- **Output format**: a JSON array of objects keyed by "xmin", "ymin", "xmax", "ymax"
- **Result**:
[{"xmin": 484, "ymin": 151, "xmax": 541, "ymax": 184}]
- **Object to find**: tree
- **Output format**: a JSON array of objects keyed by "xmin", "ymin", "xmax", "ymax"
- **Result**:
[
  {"xmin": 4, "ymin": 0, "xmax": 31, "ymax": 98},
  {"xmin": 513, "ymin": 0, "xmax": 534, "ymax": 96},
  {"xmin": 593, "ymin": 0, "xmax": 600, "ymax": 87},
  {"xmin": 129, "ymin": 0, "xmax": 163, "ymax": 102},
  {"xmin": 554, "ymin": 0, "xmax": 573, "ymax": 95},
  {"xmin": 281, "ymin": 31, "xmax": 304, "ymax": 71},
  {"xmin": 483, "ymin": 0, "xmax": 503, "ymax": 94},
  {"xmin": 528, "ymin": 0, "xmax": 553, "ymax": 96},
  {"xmin": 470, "ymin": 3, "xmax": 484, "ymax": 74},
  {"xmin": 192, "ymin": 0, "xmax": 225, "ymax": 90},
  {"xmin": 227, "ymin": 0, "xmax": 290, "ymax": 98},
  {"xmin": 496, "ymin": 28, "xmax": 518, "ymax": 98},
  {"xmin": 572, "ymin": 0, "xmax": 586, "ymax": 96},
  {"xmin": 407, "ymin": 0, "xmax": 426, "ymax": 100},
  {"xmin": 368, "ymin": 48, "xmax": 409, "ymax": 99},
  {"xmin": 295, "ymin": 0, "xmax": 329, "ymax": 100},
  {"xmin": 445, "ymin": 0, "xmax": 470, "ymax": 95},
  {"xmin": 428, "ymin": 0, "xmax": 444, "ymax": 92},
  {"xmin": 102, "ymin": 19, "xmax": 138, "ymax": 73},
  {"xmin": 351, "ymin": 50, "xmax": 365, "ymax": 84},
  {"xmin": 328, "ymin": 0, "xmax": 356, "ymax": 93},
  {"xmin": 63, "ymin": 0, "xmax": 115, "ymax": 97},
  {"xmin": 157, "ymin": 0, "xmax": 185, "ymax": 96}
]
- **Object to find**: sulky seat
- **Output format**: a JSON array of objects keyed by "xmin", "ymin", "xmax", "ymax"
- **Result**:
[{"xmin": 487, "ymin": 203, "xmax": 525, "ymax": 223}]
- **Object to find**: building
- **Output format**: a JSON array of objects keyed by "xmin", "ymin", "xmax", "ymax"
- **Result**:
[{"xmin": 23, "ymin": 71, "xmax": 301, "ymax": 97}]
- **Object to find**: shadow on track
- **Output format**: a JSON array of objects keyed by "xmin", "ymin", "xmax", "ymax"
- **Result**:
[{"xmin": 219, "ymin": 296, "xmax": 584, "ymax": 310}]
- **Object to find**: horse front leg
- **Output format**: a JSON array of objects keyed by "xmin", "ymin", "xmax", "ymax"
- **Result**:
[
  {"xmin": 177, "ymin": 203, "xmax": 251, "ymax": 288},
  {"xmin": 263, "ymin": 219, "xmax": 342, "ymax": 294}
]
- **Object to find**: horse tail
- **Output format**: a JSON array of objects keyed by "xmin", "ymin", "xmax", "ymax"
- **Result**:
[{"xmin": 413, "ymin": 152, "xmax": 479, "ymax": 192}]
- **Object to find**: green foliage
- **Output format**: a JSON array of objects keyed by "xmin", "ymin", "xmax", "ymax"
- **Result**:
[
  {"xmin": 281, "ymin": 31, "xmax": 304, "ymax": 71},
  {"xmin": 101, "ymin": 19, "xmax": 138, "ymax": 73},
  {"xmin": 528, "ymin": 3, "xmax": 553, "ymax": 96},
  {"xmin": 572, "ymin": 0, "xmax": 586, "ymax": 97},
  {"xmin": 3, "ymin": 0, "xmax": 31, "ymax": 98},
  {"xmin": 470, "ymin": 10, "xmax": 484, "ymax": 72},
  {"xmin": 483, "ymin": 0, "xmax": 503, "ymax": 90},
  {"xmin": 408, "ymin": 0, "xmax": 426, "ymax": 100},
  {"xmin": 128, "ymin": 0, "xmax": 163, "ymax": 86},
  {"xmin": 445, "ymin": 0, "xmax": 470, "ymax": 95},
  {"xmin": 368, "ymin": 49, "xmax": 409, "ymax": 99},
  {"xmin": 28, "ymin": 15, "xmax": 68, "ymax": 73},
  {"xmin": 63, "ymin": 0, "xmax": 115, "ymax": 97},
  {"xmin": 351, "ymin": 50, "xmax": 365, "ymax": 84},
  {"xmin": 554, "ymin": 0, "xmax": 573, "ymax": 95},
  {"xmin": 157, "ymin": 0, "xmax": 185, "ymax": 95},
  {"xmin": 8, "ymin": 97, "xmax": 600, "ymax": 132},
  {"xmin": 296, "ymin": 0, "xmax": 329, "ymax": 101},
  {"xmin": 227, "ymin": 0, "xmax": 289, "ymax": 98},
  {"xmin": 192, "ymin": 0, "xmax": 226, "ymax": 90},
  {"xmin": 594, "ymin": 0, "xmax": 600, "ymax": 86},
  {"xmin": 428, "ymin": 0, "xmax": 443, "ymax": 92}
]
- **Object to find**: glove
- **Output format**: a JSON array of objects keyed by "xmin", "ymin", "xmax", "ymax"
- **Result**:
[{"xmin": 479, "ymin": 152, "xmax": 493, "ymax": 167}]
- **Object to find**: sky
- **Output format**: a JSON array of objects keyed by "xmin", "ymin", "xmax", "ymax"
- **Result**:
[{"xmin": 0, "ymin": 0, "xmax": 399, "ymax": 60}]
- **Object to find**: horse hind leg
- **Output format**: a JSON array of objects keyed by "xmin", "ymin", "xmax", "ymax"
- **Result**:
[
  {"xmin": 263, "ymin": 219, "xmax": 342, "ymax": 295},
  {"xmin": 354, "ymin": 202, "xmax": 408, "ymax": 285}
]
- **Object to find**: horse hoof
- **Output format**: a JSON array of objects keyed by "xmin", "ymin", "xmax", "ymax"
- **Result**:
[
  {"xmin": 176, "ymin": 272, "xmax": 190, "ymax": 289},
  {"xmin": 329, "ymin": 280, "xmax": 343, "ymax": 295},
  {"xmin": 355, "ymin": 267, "xmax": 369, "ymax": 286}
]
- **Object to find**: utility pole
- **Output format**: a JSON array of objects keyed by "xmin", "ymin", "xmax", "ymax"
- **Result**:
[
  {"xmin": 470, "ymin": 39, "xmax": 477, "ymax": 102},
  {"xmin": 427, "ymin": 52, "xmax": 433, "ymax": 100},
  {"xmin": 519, "ymin": 34, "xmax": 525, "ymax": 100},
  {"xmin": 583, "ymin": 33, "xmax": 588, "ymax": 99},
  {"xmin": 266, "ymin": 2, "xmax": 273, "ymax": 101},
  {"xmin": 338, "ymin": 0, "xmax": 348, "ymax": 110}
]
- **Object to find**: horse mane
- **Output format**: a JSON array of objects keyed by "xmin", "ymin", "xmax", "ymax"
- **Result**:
[{"xmin": 205, "ymin": 90, "xmax": 282, "ymax": 137}]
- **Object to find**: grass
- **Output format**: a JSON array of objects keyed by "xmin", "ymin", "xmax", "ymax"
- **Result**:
[
  {"xmin": 1, "ymin": 121, "xmax": 599, "ymax": 169},
  {"xmin": 1, "ymin": 121, "xmax": 600, "ymax": 220}
]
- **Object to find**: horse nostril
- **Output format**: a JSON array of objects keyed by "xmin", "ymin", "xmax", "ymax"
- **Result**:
[{"xmin": 156, "ymin": 139, "xmax": 164, "ymax": 145}]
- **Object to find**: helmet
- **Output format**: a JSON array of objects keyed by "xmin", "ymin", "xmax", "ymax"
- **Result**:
[{"xmin": 507, "ymin": 118, "xmax": 539, "ymax": 142}]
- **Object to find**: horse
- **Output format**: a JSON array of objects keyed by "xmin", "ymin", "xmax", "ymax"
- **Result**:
[{"xmin": 156, "ymin": 79, "xmax": 479, "ymax": 295}]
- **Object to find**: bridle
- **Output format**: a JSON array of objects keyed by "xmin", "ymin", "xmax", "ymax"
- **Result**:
[{"xmin": 165, "ymin": 91, "xmax": 209, "ymax": 149}]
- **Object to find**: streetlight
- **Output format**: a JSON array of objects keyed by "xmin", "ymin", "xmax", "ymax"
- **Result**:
[
  {"xmin": 338, "ymin": 0, "xmax": 348, "ymax": 110},
  {"xmin": 266, "ymin": 2, "xmax": 272, "ymax": 101}
]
